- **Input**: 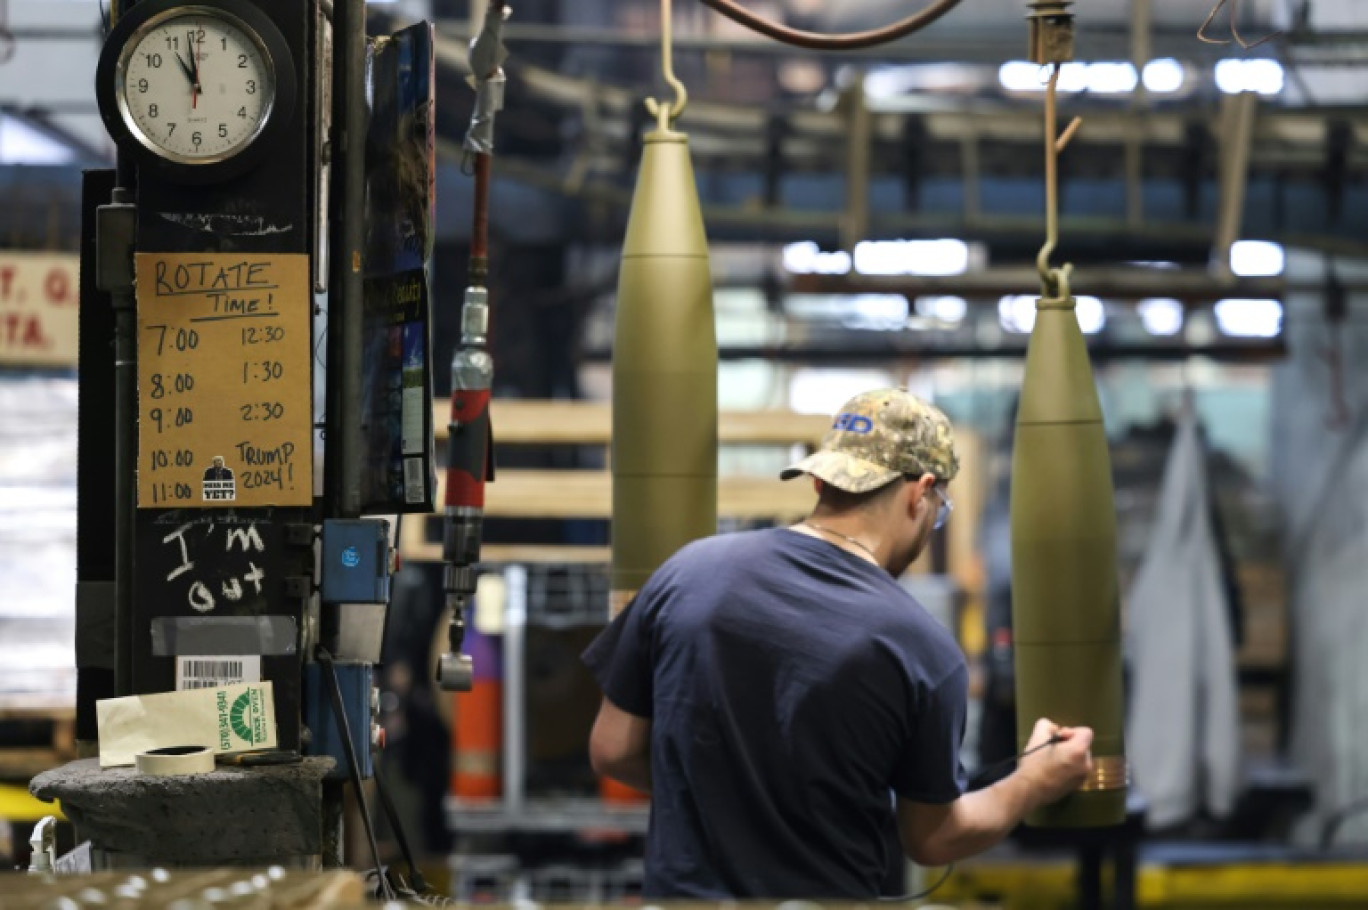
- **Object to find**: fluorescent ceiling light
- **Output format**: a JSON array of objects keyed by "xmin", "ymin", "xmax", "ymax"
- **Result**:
[
  {"xmin": 1214, "ymin": 298, "xmax": 1282, "ymax": 338},
  {"xmin": 999, "ymin": 60, "xmax": 1140, "ymax": 95},
  {"xmin": 1229, "ymin": 240, "xmax": 1285, "ymax": 277},
  {"xmin": 1085, "ymin": 63, "xmax": 1138, "ymax": 94},
  {"xmin": 998, "ymin": 61, "xmax": 1046, "ymax": 93},
  {"xmin": 1056, "ymin": 63, "xmax": 1091, "ymax": 93},
  {"xmin": 786, "ymin": 294, "xmax": 907, "ymax": 322},
  {"xmin": 998, "ymin": 294, "xmax": 1037, "ymax": 334},
  {"xmin": 1137, "ymin": 298, "xmax": 1185, "ymax": 336},
  {"xmin": 789, "ymin": 368, "xmax": 895, "ymax": 416},
  {"xmin": 853, "ymin": 239, "xmax": 968, "ymax": 277},
  {"xmin": 0, "ymin": 116, "xmax": 77, "ymax": 166},
  {"xmin": 999, "ymin": 294, "xmax": 1103, "ymax": 334},
  {"xmin": 1215, "ymin": 58, "xmax": 1284, "ymax": 96},
  {"xmin": 782, "ymin": 241, "xmax": 851, "ymax": 276},
  {"xmin": 1142, "ymin": 58, "xmax": 1185, "ymax": 94},
  {"xmin": 1075, "ymin": 296, "xmax": 1106, "ymax": 335},
  {"xmin": 914, "ymin": 295, "xmax": 967, "ymax": 323}
]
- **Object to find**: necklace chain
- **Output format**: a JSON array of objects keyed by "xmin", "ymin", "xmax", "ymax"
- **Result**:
[{"xmin": 802, "ymin": 520, "xmax": 878, "ymax": 562}]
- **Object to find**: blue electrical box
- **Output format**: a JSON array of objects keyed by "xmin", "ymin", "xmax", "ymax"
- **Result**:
[
  {"xmin": 303, "ymin": 660, "xmax": 375, "ymax": 780},
  {"xmin": 321, "ymin": 519, "xmax": 390, "ymax": 604}
]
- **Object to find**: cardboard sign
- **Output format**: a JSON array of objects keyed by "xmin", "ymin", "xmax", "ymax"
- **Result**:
[
  {"xmin": 0, "ymin": 252, "xmax": 79, "ymax": 367},
  {"xmin": 135, "ymin": 252, "xmax": 313, "ymax": 509}
]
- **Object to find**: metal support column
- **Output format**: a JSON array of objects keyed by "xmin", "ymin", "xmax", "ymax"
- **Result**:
[
  {"xmin": 326, "ymin": 0, "xmax": 368, "ymax": 517},
  {"xmin": 1213, "ymin": 91, "xmax": 1258, "ymax": 278},
  {"xmin": 501, "ymin": 564, "xmax": 527, "ymax": 816},
  {"xmin": 840, "ymin": 75, "xmax": 871, "ymax": 255}
]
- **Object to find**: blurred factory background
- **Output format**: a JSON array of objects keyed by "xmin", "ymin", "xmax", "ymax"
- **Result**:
[{"xmin": 4, "ymin": 0, "xmax": 1368, "ymax": 906}]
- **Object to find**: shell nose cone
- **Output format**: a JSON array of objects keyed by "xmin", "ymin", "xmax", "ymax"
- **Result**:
[
  {"xmin": 620, "ymin": 128, "xmax": 709, "ymax": 261},
  {"xmin": 1016, "ymin": 296, "xmax": 1105, "ymax": 426}
]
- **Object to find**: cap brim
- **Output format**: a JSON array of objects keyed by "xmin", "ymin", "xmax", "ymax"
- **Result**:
[{"xmin": 778, "ymin": 451, "xmax": 902, "ymax": 494}]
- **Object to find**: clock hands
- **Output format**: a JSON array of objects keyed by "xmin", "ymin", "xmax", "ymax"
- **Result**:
[
  {"xmin": 173, "ymin": 30, "xmax": 202, "ymax": 109},
  {"xmin": 189, "ymin": 30, "xmax": 201, "ymax": 109},
  {"xmin": 174, "ymin": 49, "xmax": 197, "ymax": 87}
]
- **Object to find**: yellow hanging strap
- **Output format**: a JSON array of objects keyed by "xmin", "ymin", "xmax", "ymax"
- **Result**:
[{"xmin": 644, "ymin": 0, "xmax": 688, "ymax": 132}]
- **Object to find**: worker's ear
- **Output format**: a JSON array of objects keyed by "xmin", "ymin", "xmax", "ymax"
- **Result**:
[
  {"xmin": 812, "ymin": 477, "xmax": 825, "ymax": 496},
  {"xmin": 905, "ymin": 473, "xmax": 935, "ymax": 518}
]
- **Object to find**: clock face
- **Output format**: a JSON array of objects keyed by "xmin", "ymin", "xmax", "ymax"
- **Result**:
[{"xmin": 116, "ymin": 9, "xmax": 276, "ymax": 164}]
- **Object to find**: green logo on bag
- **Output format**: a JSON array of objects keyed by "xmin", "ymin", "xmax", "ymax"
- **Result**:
[{"xmin": 230, "ymin": 692, "xmax": 254, "ymax": 742}]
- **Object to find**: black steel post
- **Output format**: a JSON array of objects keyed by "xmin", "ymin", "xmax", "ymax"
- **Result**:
[
  {"xmin": 95, "ymin": 155, "xmax": 137, "ymax": 698},
  {"xmin": 325, "ymin": 0, "xmax": 368, "ymax": 518}
]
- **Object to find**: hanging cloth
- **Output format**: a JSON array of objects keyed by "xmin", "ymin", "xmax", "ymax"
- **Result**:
[
  {"xmin": 1289, "ymin": 406, "xmax": 1368, "ymax": 845},
  {"xmin": 1125, "ymin": 410, "xmax": 1242, "ymax": 828}
]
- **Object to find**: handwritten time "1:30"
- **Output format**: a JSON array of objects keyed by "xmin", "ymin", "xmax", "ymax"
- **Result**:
[{"xmin": 242, "ymin": 359, "xmax": 283, "ymax": 383}]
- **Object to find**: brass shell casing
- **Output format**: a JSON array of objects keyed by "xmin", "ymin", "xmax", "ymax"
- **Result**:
[
  {"xmin": 610, "ymin": 127, "xmax": 718, "ymax": 612},
  {"xmin": 1011, "ymin": 294, "xmax": 1127, "ymax": 828}
]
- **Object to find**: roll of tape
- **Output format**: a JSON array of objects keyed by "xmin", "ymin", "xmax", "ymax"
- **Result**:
[{"xmin": 135, "ymin": 745, "xmax": 215, "ymax": 776}]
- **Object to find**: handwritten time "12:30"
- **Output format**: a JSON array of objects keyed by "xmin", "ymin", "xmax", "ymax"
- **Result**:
[{"xmin": 240, "ymin": 325, "xmax": 285, "ymax": 345}]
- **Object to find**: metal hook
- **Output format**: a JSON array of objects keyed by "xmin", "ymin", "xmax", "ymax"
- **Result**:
[
  {"xmin": 1036, "ymin": 64, "xmax": 1082, "ymax": 300},
  {"xmin": 1198, "ymin": 0, "xmax": 1281, "ymax": 50},
  {"xmin": 644, "ymin": 0, "xmax": 688, "ymax": 131}
]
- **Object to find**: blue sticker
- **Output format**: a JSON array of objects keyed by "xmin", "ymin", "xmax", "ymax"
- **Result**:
[{"xmin": 341, "ymin": 546, "xmax": 361, "ymax": 569}]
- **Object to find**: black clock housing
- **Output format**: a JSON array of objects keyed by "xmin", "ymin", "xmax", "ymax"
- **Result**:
[{"xmin": 95, "ymin": 0, "xmax": 298, "ymax": 185}]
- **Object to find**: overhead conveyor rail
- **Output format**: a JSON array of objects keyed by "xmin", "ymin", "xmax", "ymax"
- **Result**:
[{"xmin": 412, "ymin": 17, "xmax": 1368, "ymax": 256}]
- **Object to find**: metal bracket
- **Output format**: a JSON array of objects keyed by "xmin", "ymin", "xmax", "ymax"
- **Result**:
[
  {"xmin": 95, "ymin": 201, "xmax": 136, "ymax": 296},
  {"xmin": 1027, "ymin": 1, "xmax": 1074, "ymax": 65}
]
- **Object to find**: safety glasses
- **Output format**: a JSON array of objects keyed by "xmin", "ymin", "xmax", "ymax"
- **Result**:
[{"xmin": 932, "ymin": 485, "xmax": 953, "ymax": 531}]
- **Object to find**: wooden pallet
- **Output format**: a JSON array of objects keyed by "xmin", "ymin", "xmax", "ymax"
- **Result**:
[
  {"xmin": 2, "ymin": 870, "xmax": 364, "ymax": 909},
  {"xmin": 404, "ymin": 400, "xmax": 989, "ymax": 661},
  {"xmin": 0, "ymin": 695, "xmax": 76, "ymax": 781}
]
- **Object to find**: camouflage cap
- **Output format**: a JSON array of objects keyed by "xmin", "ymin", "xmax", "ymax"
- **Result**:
[{"xmin": 780, "ymin": 388, "xmax": 960, "ymax": 493}]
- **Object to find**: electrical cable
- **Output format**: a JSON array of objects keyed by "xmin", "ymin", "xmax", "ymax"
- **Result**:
[
  {"xmin": 970, "ymin": 733, "xmax": 1066, "ymax": 789},
  {"xmin": 694, "ymin": 0, "xmax": 961, "ymax": 51},
  {"xmin": 879, "ymin": 734, "xmax": 1067, "ymax": 902},
  {"xmin": 879, "ymin": 863, "xmax": 955, "ymax": 903},
  {"xmin": 318, "ymin": 648, "xmax": 397, "ymax": 902},
  {"xmin": 371, "ymin": 756, "xmax": 428, "ymax": 894}
]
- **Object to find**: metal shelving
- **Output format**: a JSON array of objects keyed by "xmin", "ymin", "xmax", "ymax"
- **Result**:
[{"xmin": 446, "ymin": 565, "xmax": 649, "ymax": 838}]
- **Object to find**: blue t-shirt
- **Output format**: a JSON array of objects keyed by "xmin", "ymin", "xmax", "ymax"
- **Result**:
[{"xmin": 582, "ymin": 528, "xmax": 968, "ymax": 899}]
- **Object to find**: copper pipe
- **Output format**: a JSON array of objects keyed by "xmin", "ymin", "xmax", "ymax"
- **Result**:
[{"xmin": 695, "ymin": 0, "xmax": 961, "ymax": 51}]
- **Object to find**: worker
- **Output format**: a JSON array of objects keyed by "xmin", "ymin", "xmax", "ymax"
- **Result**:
[{"xmin": 583, "ymin": 387, "xmax": 1094, "ymax": 899}]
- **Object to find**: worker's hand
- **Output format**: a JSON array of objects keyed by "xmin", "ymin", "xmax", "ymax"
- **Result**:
[{"xmin": 1018, "ymin": 717, "xmax": 1093, "ymax": 807}]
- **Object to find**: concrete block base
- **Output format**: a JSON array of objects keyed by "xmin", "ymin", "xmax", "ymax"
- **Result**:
[{"xmin": 30, "ymin": 757, "xmax": 336, "ymax": 870}]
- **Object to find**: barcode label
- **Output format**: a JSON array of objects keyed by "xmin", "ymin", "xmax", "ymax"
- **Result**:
[
  {"xmin": 176, "ymin": 655, "xmax": 262, "ymax": 690},
  {"xmin": 403, "ymin": 456, "xmax": 425, "ymax": 504}
]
